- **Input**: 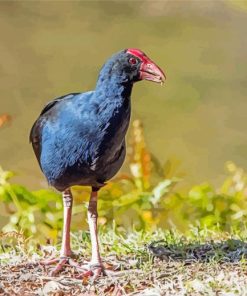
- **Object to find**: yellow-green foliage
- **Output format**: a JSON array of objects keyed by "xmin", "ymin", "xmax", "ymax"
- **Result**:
[{"xmin": 1, "ymin": 122, "xmax": 247, "ymax": 242}]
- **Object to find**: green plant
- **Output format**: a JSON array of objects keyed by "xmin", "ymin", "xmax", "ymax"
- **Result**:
[
  {"xmin": 0, "ymin": 167, "xmax": 63, "ymax": 241},
  {"xmin": 1, "ymin": 121, "xmax": 247, "ymax": 240}
]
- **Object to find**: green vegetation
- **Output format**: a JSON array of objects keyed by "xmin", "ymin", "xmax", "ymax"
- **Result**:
[
  {"xmin": 1, "ymin": 121, "xmax": 247, "ymax": 244},
  {"xmin": 1, "ymin": 228, "xmax": 247, "ymax": 295},
  {"xmin": 1, "ymin": 121, "xmax": 247, "ymax": 294}
]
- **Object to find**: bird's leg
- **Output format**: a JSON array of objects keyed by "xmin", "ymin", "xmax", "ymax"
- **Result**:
[
  {"xmin": 76, "ymin": 188, "xmax": 104, "ymax": 279},
  {"xmin": 41, "ymin": 188, "xmax": 104, "ymax": 278},
  {"xmin": 41, "ymin": 188, "xmax": 78, "ymax": 275},
  {"xmin": 60, "ymin": 189, "xmax": 73, "ymax": 257},
  {"xmin": 88, "ymin": 189, "xmax": 103, "ymax": 271}
]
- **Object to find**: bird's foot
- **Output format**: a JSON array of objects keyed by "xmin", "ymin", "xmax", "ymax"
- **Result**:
[
  {"xmin": 40, "ymin": 255, "xmax": 82, "ymax": 276},
  {"xmin": 75, "ymin": 262, "xmax": 106, "ymax": 281}
]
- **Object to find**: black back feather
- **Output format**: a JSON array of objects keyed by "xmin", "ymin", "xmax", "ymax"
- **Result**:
[{"xmin": 29, "ymin": 93, "xmax": 80, "ymax": 166}]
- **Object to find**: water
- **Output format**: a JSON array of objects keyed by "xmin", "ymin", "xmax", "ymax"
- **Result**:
[{"xmin": 0, "ymin": 1, "xmax": 247, "ymax": 189}]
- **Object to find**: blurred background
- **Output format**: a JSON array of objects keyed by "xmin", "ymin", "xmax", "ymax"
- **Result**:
[{"xmin": 0, "ymin": 1, "xmax": 247, "ymax": 239}]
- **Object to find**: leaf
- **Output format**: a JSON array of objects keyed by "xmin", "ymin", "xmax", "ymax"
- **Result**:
[
  {"xmin": 42, "ymin": 281, "xmax": 68, "ymax": 296},
  {"xmin": 151, "ymin": 179, "xmax": 172, "ymax": 205}
]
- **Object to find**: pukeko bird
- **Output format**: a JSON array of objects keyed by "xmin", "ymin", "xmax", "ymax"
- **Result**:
[{"xmin": 30, "ymin": 48, "xmax": 165, "ymax": 278}]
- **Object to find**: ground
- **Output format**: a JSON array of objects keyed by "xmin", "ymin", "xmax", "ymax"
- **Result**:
[{"xmin": 1, "ymin": 229, "xmax": 247, "ymax": 295}]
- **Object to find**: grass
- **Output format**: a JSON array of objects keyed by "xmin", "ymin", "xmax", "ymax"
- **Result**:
[
  {"xmin": 1, "ymin": 129, "xmax": 247, "ymax": 295},
  {"xmin": 1, "ymin": 227, "xmax": 247, "ymax": 295}
]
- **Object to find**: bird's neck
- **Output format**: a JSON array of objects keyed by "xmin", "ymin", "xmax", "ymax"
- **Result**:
[{"xmin": 94, "ymin": 73, "xmax": 133, "ymax": 108}]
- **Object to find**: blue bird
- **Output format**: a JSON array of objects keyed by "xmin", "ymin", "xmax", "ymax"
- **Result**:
[{"xmin": 30, "ymin": 48, "xmax": 165, "ymax": 278}]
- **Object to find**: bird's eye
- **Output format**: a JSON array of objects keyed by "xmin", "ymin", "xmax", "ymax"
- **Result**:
[{"xmin": 129, "ymin": 58, "xmax": 137, "ymax": 65}]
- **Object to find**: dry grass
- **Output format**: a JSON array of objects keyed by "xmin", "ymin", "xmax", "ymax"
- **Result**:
[{"xmin": 1, "ymin": 229, "xmax": 247, "ymax": 295}]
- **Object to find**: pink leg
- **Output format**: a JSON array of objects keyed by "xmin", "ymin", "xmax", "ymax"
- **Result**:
[
  {"xmin": 88, "ymin": 190, "xmax": 102, "ymax": 266},
  {"xmin": 41, "ymin": 189, "xmax": 77, "ymax": 275},
  {"xmin": 76, "ymin": 189, "xmax": 104, "ymax": 279},
  {"xmin": 42, "ymin": 188, "xmax": 105, "ymax": 278},
  {"xmin": 60, "ymin": 189, "xmax": 73, "ymax": 257}
]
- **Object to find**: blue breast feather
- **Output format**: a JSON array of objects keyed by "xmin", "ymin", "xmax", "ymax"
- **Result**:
[{"xmin": 31, "ymin": 87, "xmax": 131, "ymax": 190}]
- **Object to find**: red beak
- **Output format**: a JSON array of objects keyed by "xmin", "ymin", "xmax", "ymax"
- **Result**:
[{"xmin": 140, "ymin": 59, "xmax": 166, "ymax": 84}]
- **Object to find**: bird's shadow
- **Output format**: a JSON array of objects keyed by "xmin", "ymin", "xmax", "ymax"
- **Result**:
[{"xmin": 148, "ymin": 238, "xmax": 247, "ymax": 264}]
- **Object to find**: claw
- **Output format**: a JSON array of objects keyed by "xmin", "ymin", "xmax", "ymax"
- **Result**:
[
  {"xmin": 40, "ymin": 256, "xmax": 84, "ymax": 276},
  {"xmin": 75, "ymin": 262, "xmax": 105, "ymax": 280},
  {"xmin": 49, "ymin": 258, "xmax": 68, "ymax": 276},
  {"xmin": 41, "ymin": 256, "xmax": 116, "ymax": 280}
]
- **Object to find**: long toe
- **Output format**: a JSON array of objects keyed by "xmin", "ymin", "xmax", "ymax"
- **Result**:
[
  {"xmin": 40, "ymin": 256, "xmax": 86, "ymax": 276},
  {"xmin": 75, "ymin": 263, "xmax": 106, "ymax": 281},
  {"xmin": 49, "ymin": 258, "xmax": 68, "ymax": 276},
  {"xmin": 40, "ymin": 257, "xmax": 62, "ymax": 265}
]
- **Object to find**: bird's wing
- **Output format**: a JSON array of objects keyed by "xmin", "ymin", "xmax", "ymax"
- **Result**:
[
  {"xmin": 29, "ymin": 93, "xmax": 80, "ymax": 166},
  {"xmin": 39, "ymin": 93, "xmax": 80, "ymax": 117}
]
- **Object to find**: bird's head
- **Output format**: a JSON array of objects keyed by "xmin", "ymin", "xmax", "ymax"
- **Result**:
[
  {"xmin": 97, "ymin": 48, "xmax": 166, "ymax": 87},
  {"xmin": 125, "ymin": 48, "xmax": 166, "ymax": 84}
]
